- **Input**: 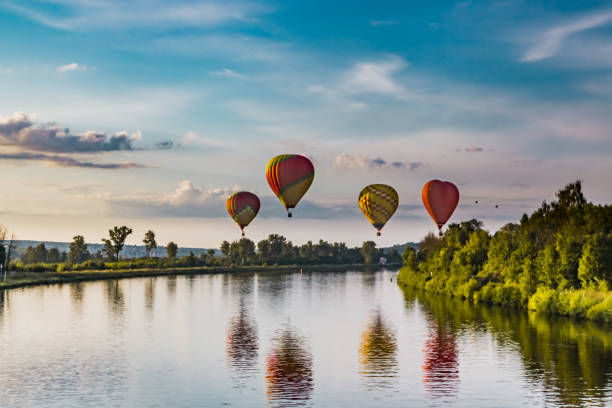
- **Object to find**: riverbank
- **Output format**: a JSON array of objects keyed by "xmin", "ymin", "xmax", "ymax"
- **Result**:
[
  {"xmin": 397, "ymin": 266, "xmax": 612, "ymax": 324},
  {"xmin": 0, "ymin": 263, "xmax": 400, "ymax": 291}
]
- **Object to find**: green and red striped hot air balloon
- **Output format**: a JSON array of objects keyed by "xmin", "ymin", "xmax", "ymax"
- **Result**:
[
  {"xmin": 266, "ymin": 154, "xmax": 315, "ymax": 217},
  {"xmin": 226, "ymin": 192, "xmax": 260, "ymax": 236}
]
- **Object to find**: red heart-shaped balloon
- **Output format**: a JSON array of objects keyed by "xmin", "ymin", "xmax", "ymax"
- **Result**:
[{"xmin": 422, "ymin": 180, "xmax": 460, "ymax": 231}]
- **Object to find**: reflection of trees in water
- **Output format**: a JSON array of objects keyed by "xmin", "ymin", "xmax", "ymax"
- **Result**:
[
  {"xmin": 166, "ymin": 275, "xmax": 177, "ymax": 300},
  {"xmin": 226, "ymin": 300, "xmax": 259, "ymax": 384},
  {"xmin": 227, "ymin": 273, "xmax": 256, "ymax": 298},
  {"xmin": 0, "ymin": 290, "xmax": 5, "ymax": 324},
  {"xmin": 144, "ymin": 278, "xmax": 155, "ymax": 311},
  {"xmin": 104, "ymin": 280, "xmax": 125, "ymax": 325},
  {"xmin": 266, "ymin": 327, "xmax": 313, "ymax": 407},
  {"xmin": 403, "ymin": 287, "xmax": 612, "ymax": 407},
  {"xmin": 358, "ymin": 310, "xmax": 398, "ymax": 390},
  {"xmin": 69, "ymin": 282, "xmax": 84, "ymax": 310}
]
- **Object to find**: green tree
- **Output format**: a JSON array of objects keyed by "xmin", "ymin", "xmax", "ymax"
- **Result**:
[
  {"xmin": 47, "ymin": 248, "xmax": 61, "ymax": 263},
  {"xmin": 102, "ymin": 239, "xmax": 115, "ymax": 261},
  {"xmin": 143, "ymin": 230, "xmax": 157, "ymax": 257},
  {"xmin": 361, "ymin": 241, "xmax": 377, "ymax": 264},
  {"xmin": 102, "ymin": 226, "xmax": 133, "ymax": 261},
  {"xmin": 166, "ymin": 241, "xmax": 178, "ymax": 259},
  {"xmin": 220, "ymin": 241, "xmax": 230, "ymax": 257},
  {"xmin": 578, "ymin": 233, "xmax": 612, "ymax": 288},
  {"xmin": 68, "ymin": 235, "xmax": 89, "ymax": 264}
]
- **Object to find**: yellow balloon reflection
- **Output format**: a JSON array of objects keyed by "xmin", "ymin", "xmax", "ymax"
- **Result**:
[
  {"xmin": 358, "ymin": 310, "xmax": 398, "ymax": 389},
  {"xmin": 265, "ymin": 327, "xmax": 313, "ymax": 406}
]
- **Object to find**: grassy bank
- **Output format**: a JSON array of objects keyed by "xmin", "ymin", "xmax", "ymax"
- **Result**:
[
  {"xmin": 0, "ymin": 263, "xmax": 400, "ymax": 291},
  {"xmin": 398, "ymin": 263, "xmax": 612, "ymax": 324}
]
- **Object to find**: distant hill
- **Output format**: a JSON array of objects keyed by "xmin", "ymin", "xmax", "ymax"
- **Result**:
[
  {"xmin": 11, "ymin": 240, "xmax": 218, "ymax": 259},
  {"xmin": 382, "ymin": 242, "xmax": 419, "ymax": 254}
]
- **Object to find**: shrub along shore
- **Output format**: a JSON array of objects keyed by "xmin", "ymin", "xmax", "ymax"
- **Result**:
[
  {"xmin": 0, "ymin": 263, "xmax": 399, "ymax": 291},
  {"xmin": 398, "ymin": 181, "xmax": 612, "ymax": 324}
]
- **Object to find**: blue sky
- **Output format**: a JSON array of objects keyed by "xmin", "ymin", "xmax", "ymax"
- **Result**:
[{"xmin": 1, "ymin": 0, "xmax": 612, "ymax": 248}]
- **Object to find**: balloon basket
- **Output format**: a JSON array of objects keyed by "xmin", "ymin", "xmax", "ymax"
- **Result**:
[{"xmin": 376, "ymin": 231, "xmax": 381, "ymax": 237}]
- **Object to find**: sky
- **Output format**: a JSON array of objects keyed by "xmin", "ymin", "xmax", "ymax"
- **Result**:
[{"xmin": 1, "ymin": 0, "xmax": 612, "ymax": 249}]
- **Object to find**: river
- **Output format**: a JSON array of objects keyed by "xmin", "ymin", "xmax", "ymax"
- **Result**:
[{"xmin": 0, "ymin": 269, "xmax": 610, "ymax": 407}]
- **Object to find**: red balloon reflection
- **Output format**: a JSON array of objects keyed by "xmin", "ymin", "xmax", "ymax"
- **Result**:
[
  {"xmin": 265, "ymin": 328, "xmax": 313, "ymax": 406},
  {"xmin": 422, "ymin": 323, "xmax": 459, "ymax": 398}
]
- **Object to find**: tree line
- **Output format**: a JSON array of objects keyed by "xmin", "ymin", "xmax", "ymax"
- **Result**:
[
  {"xmin": 219, "ymin": 234, "xmax": 400, "ymax": 266},
  {"xmin": 9, "ymin": 227, "xmax": 402, "ymax": 273},
  {"xmin": 398, "ymin": 181, "xmax": 612, "ymax": 323}
]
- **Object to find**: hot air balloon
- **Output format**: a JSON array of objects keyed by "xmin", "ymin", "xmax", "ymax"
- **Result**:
[
  {"xmin": 422, "ymin": 180, "xmax": 459, "ymax": 237},
  {"xmin": 359, "ymin": 184, "xmax": 399, "ymax": 236},
  {"xmin": 226, "ymin": 192, "xmax": 260, "ymax": 236},
  {"xmin": 266, "ymin": 154, "xmax": 314, "ymax": 217}
]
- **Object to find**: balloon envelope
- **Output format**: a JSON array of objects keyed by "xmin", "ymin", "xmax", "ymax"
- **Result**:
[
  {"xmin": 226, "ymin": 192, "xmax": 260, "ymax": 235},
  {"xmin": 266, "ymin": 154, "xmax": 314, "ymax": 216},
  {"xmin": 422, "ymin": 180, "xmax": 459, "ymax": 231},
  {"xmin": 359, "ymin": 184, "xmax": 399, "ymax": 236}
]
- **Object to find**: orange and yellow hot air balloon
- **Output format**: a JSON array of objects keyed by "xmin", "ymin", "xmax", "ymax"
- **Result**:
[
  {"xmin": 266, "ymin": 154, "xmax": 314, "ymax": 217},
  {"xmin": 358, "ymin": 184, "xmax": 399, "ymax": 236},
  {"xmin": 226, "ymin": 192, "xmax": 260, "ymax": 236},
  {"xmin": 422, "ymin": 180, "xmax": 459, "ymax": 236}
]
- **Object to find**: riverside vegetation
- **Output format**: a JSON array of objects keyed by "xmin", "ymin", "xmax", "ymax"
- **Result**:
[
  {"xmin": 0, "ymin": 226, "xmax": 401, "ymax": 289},
  {"xmin": 398, "ymin": 181, "xmax": 612, "ymax": 323}
]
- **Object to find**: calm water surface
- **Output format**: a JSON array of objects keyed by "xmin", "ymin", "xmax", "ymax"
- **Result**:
[{"xmin": 0, "ymin": 270, "xmax": 610, "ymax": 407}]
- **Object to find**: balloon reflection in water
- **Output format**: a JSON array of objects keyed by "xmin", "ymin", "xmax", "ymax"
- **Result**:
[
  {"xmin": 422, "ymin": 322, "xmax": 459, "ymax": 398},
  {"xmin": 226, "ymin": 301, "xmax": 258, "ymax": 380},
  {"xmin": 358, "ymin": 310, "xmax": 398, "ymax": 389},
  {"xmin": 266, "ymin": 328, "xmax": 313, "ymax": 406}
]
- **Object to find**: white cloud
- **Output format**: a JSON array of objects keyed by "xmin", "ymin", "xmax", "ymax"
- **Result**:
[
  {"xmin": 521, "ymin": 10, "xmax": 612, "ymax": 62},
  {"xmin": 210, "ymin": 68, "xmax": 247, "ymax": 80},
  {"xmin": 107, "ymin": 180, "xmax": 242, "ymax": 217},
  {"xmin": 343, "ymin": 56, "xmax": 409, "ymax": 97},
  {"xmin": 56, "ymin": 63, "xmax": 87, "ymax": 73}
]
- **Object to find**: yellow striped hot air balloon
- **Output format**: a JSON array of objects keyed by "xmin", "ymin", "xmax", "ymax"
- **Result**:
[{"xmin": 359, "ymin": 184, "xmax": 399, "ymax": 236}]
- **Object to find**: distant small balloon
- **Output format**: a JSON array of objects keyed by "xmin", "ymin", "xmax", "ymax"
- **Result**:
[
  {"xmin": 495, "ymin": 204, "xmax": 499, "ymax": 208},
  {"xmin": 475, "ymin": 200, "xmax": 479, "ymax": 204}
]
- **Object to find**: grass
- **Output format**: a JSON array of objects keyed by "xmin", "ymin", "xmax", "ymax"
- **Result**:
[{"xmin": 0, "ymin": 263, "xmax": 400, "ymax": 291}]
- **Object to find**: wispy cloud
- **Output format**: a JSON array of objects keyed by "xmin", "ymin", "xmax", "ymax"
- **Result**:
[
  {"xmin": 370, "ymin": 20, "xmax": 397, "ymax": 27},
  {"xmin": 334, "ymin": 154, "xmax": 421, "ymax": 171},
  {"xmin": 521, "ymin": 10, "xmax": 612, "ymax": 62},
  {"xmin": 155, "ymin": 141, "xmax": 174, "ymax": 150},
  {"xmin": 56, "ymin": 63, "xmax": 87, "ymax": 73},
  {"xmin": 0, "ymin": 112, "xmax": 140, "ymax": 153},
  {"xmin": 0, "ymin": 152, "xmax": 144, "ymax": 169},
  {"xmin": 3, "ymin": 0, "xmax": 270, "ymax": 31},
  {"xmin": 148, "ymin": 34, "xmax": 289, "ymax": 62},
  {"xmin": 210, "ymin": 68, "xmax": 247, "ymax": 80}
]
